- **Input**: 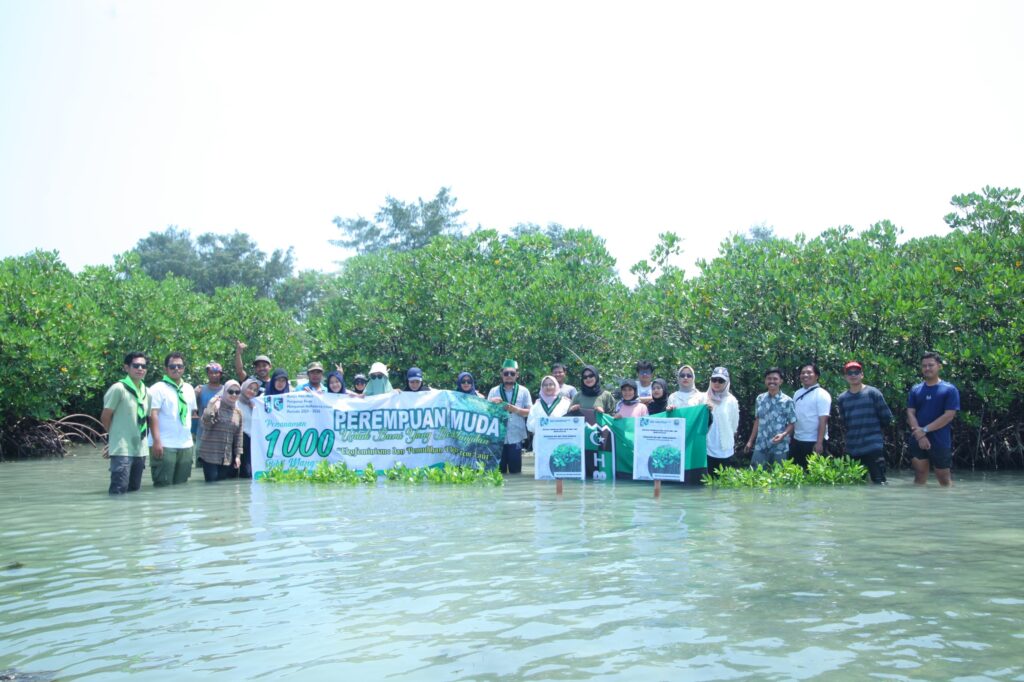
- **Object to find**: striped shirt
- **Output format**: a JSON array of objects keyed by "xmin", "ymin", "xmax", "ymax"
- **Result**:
[
  {"xmin": 198, "ymin": 403, "xmax": 243, "ymax": 465},
  {"xmin": 836, "ymin": 385, "xmax": 893, "ymax": 456}
]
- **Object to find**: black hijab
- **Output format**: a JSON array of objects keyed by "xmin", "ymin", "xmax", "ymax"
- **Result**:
[
  {"xmin": 648, "ymin": 378, "xmax": 669, "ymax": 414},
  {"xmin": 580, "ymin": 365, "xmax": 603, "ymax": 397}
]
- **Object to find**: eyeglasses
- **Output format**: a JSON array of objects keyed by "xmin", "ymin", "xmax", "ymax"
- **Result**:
[
  {"xmin": 370, "ymin": 373, "xmax": 385, "ymax": 379},
  {"xmin": 459, "ymin": 379, "xmax": 472, "ymax": 384},
  {"xmin": 845, "ymin": 369, "xmax": 862, "ymax": 376},
  {"xmin": 638, "ymin": 370, "xmax": 652, "ymax": 376},
  {"xmin": 130, "ymin": 363, "xmax": 147, "ymax": 369},
  {"xmin": 582, "ymin": 374, "xmax": 596, "ymax": 380},
  {"xmin": 167, "ymin": 364, "xmax": 184, "ymax": 370},
  {"xmin": 710, "ymin": 377, "xmax": 726, "ymax": 383},
  {"xmin": 226, "ymin": 389, "xmax": 241, "ymax": 395},
  {"xmin": 502, "ymin": 371, "xmax": 517, "ymax": 377},
  {"xmin": 678, "ymin": 373, "xmax": 694, "ymax": 379}
]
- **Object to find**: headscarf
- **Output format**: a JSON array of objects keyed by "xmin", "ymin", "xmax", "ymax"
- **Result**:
[
  {"xmin": 264, "ymin": 369, "xmax": 291, "ymax": 396},
  {"xmin": 675, "ymin": 365, "xmax": 698, "ymax": 396},
  {"xmin": 580, "ymin": 365, "xmax": 603, "ymax": 397},
  {"xmin": 238, "ymin": 377, "xmax": 261, "ymax": 407},
  {"xmin": 215, "ymin": 379, "xmax": 242, "ymax": 414},
  {"xmin": 456, "ymin": 371, "xmax": 478, "ymax": 395},
  {"xmin": 325, "ymin": 370, "xmax": 346, "ymax": 394},
  {"xmin": 649, "ymin": 378, "xmax": 669, "ymax": 414},
  {"xmin": 351, "ymin": 373, "xmax": 367, "ymax": 395},
  {"xmin": 364, "ymin": 364, "xmax": 393, "ymax": 396},
  {"xmin": 538, "ymin": 375, "xmax": 560, "ymax": 407},
  {"xmin": 706, "ymin": 367, "xmax": 732, "ymax": 406},
  {"xmin": 617, "ymin": 378, "xmax": 639, "ymax": 410}
]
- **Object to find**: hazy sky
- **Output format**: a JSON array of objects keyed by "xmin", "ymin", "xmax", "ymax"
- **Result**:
[{"xmin": 2, "ymin": 1, "xmax": 1022, "ymax": 279}]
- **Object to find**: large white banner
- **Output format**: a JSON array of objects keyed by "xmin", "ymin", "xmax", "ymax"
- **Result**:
[
  {"xmin": 633, "ymin": 416, "xmax": 686, "ymax": 482},
  {"xmin": 250, "ymin": 390, "xmax": 507, "ymax": 477},
  {"xmin": 533, "ymin": 416, "xmax": 586, "ymax": 480}
]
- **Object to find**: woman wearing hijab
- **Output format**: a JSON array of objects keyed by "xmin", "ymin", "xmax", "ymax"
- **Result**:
[
  {"xmin": 455, "ymin": 371, "xmax": 484, "ymax": 398},
  {"xmin": 264, "ymin": 369, "xmax": 291, "ymax": 396},
  {"xmin": 567, "ymin": 365, "xmax": 616, "ymax": 414},
  {"xmin": 614, "ymin": 378, "xmax": 650, "ymax": 418},
  {"xmin": 667, "ymin": 364, "xmax": 706, "ymax": 410},
  {"xmin": 403, "ymin": 367, "xmax": 431, "ymax": 392},
  {"xmin": 198, "ymin": 379, "xmax": 244, "ymax": 482},
  {"xmin": 234, "ymin": 378, "xmax": 261, "ymax": 478},
  {"xmin": 363, "ymin": 362, "xmax": 394, "ymax": 397},
  {"xmin": 326, "ymin": 370, "xmax": 346, "ymax": 394},
  {"xmin": 705, "ymin": 366, "xmax": 740, "ymax": 466},
  {"xmin": 648, "ymin": 378, "xmax": 669, "ymax": 415},
  {"xmin": 527, "ymin": 375, "xmax": 571, "ymax": 433}
]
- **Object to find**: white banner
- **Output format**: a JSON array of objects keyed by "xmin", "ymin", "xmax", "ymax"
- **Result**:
[
  {"xmin": 633, "ymin": 416, "xmax": 686, "ymax": 482},
  {"xmin": 250, "ymin": 390, "xmax": 507, "ymax": 477},
  {"xmin": 533, "ymin": 416, "xmax": 586, "ymax": 480}
]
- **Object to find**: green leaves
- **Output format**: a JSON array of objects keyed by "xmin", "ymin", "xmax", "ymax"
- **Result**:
[
  {"xmin": 262, "ymin": 460, "xmax": 503, "ymax": 486},
  {"xmin": 702, "ymin": 455, "xmax": 868, "ymax": 488}
]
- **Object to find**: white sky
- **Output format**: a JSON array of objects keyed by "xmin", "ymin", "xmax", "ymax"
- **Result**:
[{"xmin": 2, "ymin": 1, "xmax": 1022, "ymax": 280}]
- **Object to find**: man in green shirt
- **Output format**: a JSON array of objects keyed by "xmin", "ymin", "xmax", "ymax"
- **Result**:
[{"xmin": 101, "ymin": 352, "xmax": 151, "ymax": 494}]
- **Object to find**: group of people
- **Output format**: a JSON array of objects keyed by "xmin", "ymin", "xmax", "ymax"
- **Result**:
[{"xmin": 100, "ymin": 343, "xmax": 960, "ymax": 494}]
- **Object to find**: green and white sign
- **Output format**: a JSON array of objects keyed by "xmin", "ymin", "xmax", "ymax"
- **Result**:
[
  {"xmin": 533, "ymin": 416, "xmax": 586, "ymax": 480},
  {"xmin": 633, "ymin": 416, "xmax": 686, "ymax": 482},
  {"xmin": 251, "ymin": 390, "xmax": 507, "ymax": 478}
]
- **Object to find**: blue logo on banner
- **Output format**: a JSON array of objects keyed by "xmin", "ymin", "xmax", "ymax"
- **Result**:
[{"xmin": 273, "ymin": 397, "xmax": 284, "ymax": 412}]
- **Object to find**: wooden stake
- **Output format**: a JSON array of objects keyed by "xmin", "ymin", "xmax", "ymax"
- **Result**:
[
  {"xmin": 654, "ymin": 479, "xmax": 661, "ymax": 498},
  {"xmin": 556, "ymin": 479, "xmax": 564, "ymax": 495}
]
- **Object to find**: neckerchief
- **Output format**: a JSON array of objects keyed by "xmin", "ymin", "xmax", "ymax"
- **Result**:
[
  {"xmin": 539, "ymin": 395, "xmax": 561, "ymax": 416},
  {"xmin": 162, "ymin": 375, "xmax": 188, "ymax": 425},
  {"xmin": 500, "ymin": 383, "xmax": 519, "ymax": 406},
  {"xmin": 119, "ymin": 375, "xmax": 149, "ymax": 437}
]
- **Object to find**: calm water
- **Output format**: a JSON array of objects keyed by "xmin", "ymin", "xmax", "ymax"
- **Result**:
[{"xmin": 2, "ymin": 448, "xmax": 1023, "ymax": 681}]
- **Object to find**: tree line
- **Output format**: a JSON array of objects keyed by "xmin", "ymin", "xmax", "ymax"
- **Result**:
[{"xmin": 1, "ymin": 186, "xmax": 1020, "ymax": 467}]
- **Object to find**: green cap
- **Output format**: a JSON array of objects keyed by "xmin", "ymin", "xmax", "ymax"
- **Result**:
[{"xmin": 502, "ymin": 358, "xmax": 518, "ymax": 370}]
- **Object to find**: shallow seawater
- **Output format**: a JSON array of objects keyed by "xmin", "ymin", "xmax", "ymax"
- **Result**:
[{"xmin": 2, "ymin": 448, "xmax": 1023, "ymax": 681}]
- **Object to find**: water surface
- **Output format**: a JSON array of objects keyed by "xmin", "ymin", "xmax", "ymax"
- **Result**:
[{"xmin": 2, "ymin": 448, "xmax": 1023, "ymax": 680}]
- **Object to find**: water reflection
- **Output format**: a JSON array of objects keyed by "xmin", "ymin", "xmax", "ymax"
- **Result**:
[{"xmin": 1, "ymin": 449, "xmax": 1023, "ymax": 680}]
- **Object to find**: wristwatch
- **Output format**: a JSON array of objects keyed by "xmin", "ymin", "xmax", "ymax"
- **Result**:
[{"xmin": 921, "ymin": 425, "xmax": 929, "ymax": 434}]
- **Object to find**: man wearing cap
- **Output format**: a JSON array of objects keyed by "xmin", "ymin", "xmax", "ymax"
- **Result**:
[
  {"xmin": 297, "ymin": 362, "xmax": 326, "ymax": 393},
  {"xmin": 149, "ymin": 352, "xmax": 198, "ymax": 486},
  {"xmin": 488, "ymin": 359, "xmax": 533, "ymax": 474},
  {"xmin": 194, "ymin": 361, "xmax": 224, "ymax": 453},
  {"xmin": 836, "ymin": 361, "xmax": 893, "ymax": 484},
  {"xmin": 906, "ymin": 351, "xmax": 959, "ymax": 487},
  {"xmin": 789, "ymin": 363, "xmax": 832, "ymax": 468},
  {"xmin": 234, "ymin": 339, "xmax": 272, "ymax": 394}
]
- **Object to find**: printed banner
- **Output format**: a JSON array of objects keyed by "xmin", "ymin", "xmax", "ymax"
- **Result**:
[
  {"xmin": 633, "ymin": 416, "xmax": 686, "ymax": 482},
  {"xmin": 533, "ymin": 416, "xmax": 586, "ymax": 480},
  {"xmin": 250, "ymin": 390, "xmax": 507, "ymax": 478}
]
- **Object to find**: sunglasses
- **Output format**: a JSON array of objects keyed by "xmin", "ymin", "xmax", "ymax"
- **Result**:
[
  {"xmin": 167, "ymin": 364, "xmax": 184, "ymax": 370},
  {"xmin": 502, "ymin": 371, "xmax": 517, "ymax": 377},
  {"xmin": 460, "ymin": 379, "xmax": 472, "ymax": 384},
  {"xmin": 226, "ymin": 389, "xmax": 241, "ymax": 395},
  {"xmin": 710, "ymin": 377, "xmax": 726, "ymax": 383},
  {"xmin": 678, "ymin": 373, "xmax": 694, "ymax": 379},
  {"xmin": 582, "ymin": 374, "xmax": 596, "ymax": 379},
  {"xmin": 370, "ymin": 373, "xmax": 385, "ymax": 379},
  {"xmin": 845, "ymin": 369, "xmax": 863, "ymax": 376},
  {"xmin": 130, "ymin": 363, "xmax": 147, "ymax": 369}
]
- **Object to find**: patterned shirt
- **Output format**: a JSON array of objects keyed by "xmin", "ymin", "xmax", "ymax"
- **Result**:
[{"xmin": 753, "ymin": 391, "xmax": 797, "ymax": 456}]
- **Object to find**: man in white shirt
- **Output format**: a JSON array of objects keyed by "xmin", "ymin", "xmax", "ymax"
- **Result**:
[
  {"xmin": 789, "ymin": 363, "xmax": 831, "ymax": 468},
  {"xmin": 148, "ymin": 352, "xmax": 199, "ymax": 486}
]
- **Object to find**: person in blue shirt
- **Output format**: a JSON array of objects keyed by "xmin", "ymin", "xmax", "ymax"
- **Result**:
[{"xmin": 906, "ymin": 351, "xmax": 960, "ymax": 487}]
